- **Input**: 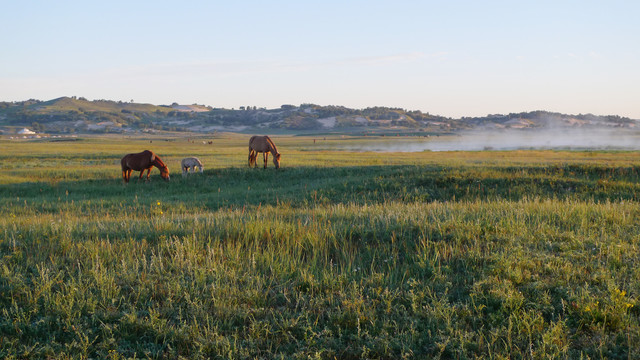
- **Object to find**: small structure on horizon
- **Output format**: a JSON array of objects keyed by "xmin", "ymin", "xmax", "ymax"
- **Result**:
[{"xmin": 18, "ymin": 128, "xmax": 36, "ymax": 135}]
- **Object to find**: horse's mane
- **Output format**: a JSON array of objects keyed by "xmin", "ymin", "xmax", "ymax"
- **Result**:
[
  {"xmin": 265, "ymin": 136, "xmax": 279, "ymax": 155},
  {"xmin": 137, "ymin": 149, "xmax": 155, "ymax": 162},
  {"xmin": 153, "ymin": 155, "xmax": 167, "ymax": 169}
]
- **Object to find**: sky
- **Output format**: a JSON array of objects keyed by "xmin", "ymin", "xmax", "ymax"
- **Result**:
[{"xmin": 1, "ymin": 0, "xmax": 639, "ymax": 119}]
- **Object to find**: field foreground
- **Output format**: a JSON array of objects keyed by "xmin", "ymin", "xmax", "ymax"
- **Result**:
[{"xmin": 1, "ymin": 135, "xmax": 640, "ymax": 359}]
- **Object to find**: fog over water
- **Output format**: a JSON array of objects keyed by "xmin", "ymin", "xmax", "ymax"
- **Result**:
[{"xmin": 337, "ymin": 129, "xmax": 640, "ymax": 152}]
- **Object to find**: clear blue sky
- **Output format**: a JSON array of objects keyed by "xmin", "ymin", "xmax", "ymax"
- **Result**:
[{"xmin": 1, "ymin": 0, "xmax": 639, "ymax": 118}]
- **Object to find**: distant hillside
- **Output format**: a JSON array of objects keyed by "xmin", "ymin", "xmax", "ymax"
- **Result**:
[
  {"xmin": 459, "ymin": 111, "xmax": 637, "ymax": 130},
  {"xmin": 0, "ymin": 97, "xmax": 637, "ymax": 134}
]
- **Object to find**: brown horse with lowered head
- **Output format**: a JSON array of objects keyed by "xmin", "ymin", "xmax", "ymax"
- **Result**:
[
  {"xmin": 121, "ymin": 150, "xmax": 170, "ymax": 182},
  {"xmin": 249, "ymin": 135, "xmax": 281, "ymax": 169}
]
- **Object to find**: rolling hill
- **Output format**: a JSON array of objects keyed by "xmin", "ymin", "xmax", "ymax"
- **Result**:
[{"xmin": 0, "ymin": 97, "xmax": 637, "ymax": 135}]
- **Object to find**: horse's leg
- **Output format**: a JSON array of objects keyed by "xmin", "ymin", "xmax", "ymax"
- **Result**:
[
  {"xmin": 122, "ymin": 170, "xmax": 128, "ymax": 182},
  {"xmin": 139, "ymin": 169, "xmax": 149, "ymax": 181},
  {"xmin": 146, "ymin": 167, "xmax": 152, "ymax": 181},
  {"xmin": 263, "ymin": 152, "xmax": 269, "ymax": 169},
  {"xmin": 249, "ymin": 150, "xmax": 255, "ymax": 167},
  {"xmin": 126, "ymin": 169, "xmax": 132, "ymax": 182}
]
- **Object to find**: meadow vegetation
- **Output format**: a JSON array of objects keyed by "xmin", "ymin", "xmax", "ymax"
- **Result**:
[{"xmin": 1, "ymin": 135, "xmax": 640, "ymax": 359}]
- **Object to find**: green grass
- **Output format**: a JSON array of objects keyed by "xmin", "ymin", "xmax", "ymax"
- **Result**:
[{"xmin": 1, "ymin": 135, "xmax": 640, "ymax": 359}]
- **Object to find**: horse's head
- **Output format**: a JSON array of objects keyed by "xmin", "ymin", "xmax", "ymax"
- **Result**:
[
  {"xmin": 152, "ymin": 156, "xmax": 170, "ymax": 181},
  {"xmin": 273, "ymin": 153, "xmax": 281, "ymax": 169},
  {"xmin": 160, "ymin": 166, "xmax": 170, "ymax": 181}
]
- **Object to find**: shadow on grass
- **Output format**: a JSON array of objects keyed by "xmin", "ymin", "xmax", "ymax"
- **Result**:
[{"xmin": 2, "ymin": 164, "xmax": 640, "ymax": 214}]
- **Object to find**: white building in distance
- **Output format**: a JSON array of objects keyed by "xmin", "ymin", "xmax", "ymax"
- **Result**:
[{"xmin": 18, "ymin": 128, "xmax": 36, "ymax": 135}]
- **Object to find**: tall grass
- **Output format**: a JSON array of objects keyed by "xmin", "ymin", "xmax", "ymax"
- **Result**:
[{"xmin": 1, "ymin": 136, "xmax": 639, "ymax": 358}]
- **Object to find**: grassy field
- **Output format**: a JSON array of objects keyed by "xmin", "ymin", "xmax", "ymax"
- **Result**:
[{"xmin": 1, "ymin": 134, "xmax": 640, "ymax": 359}]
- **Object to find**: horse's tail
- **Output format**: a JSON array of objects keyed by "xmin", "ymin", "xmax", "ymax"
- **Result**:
[
  {"xmin": 248, "ymin": 136, "xmax": 257, "ymax": 166},
  {"xmin": 248, "ymin": 150, "xmax": 256, "ymax": 167},
  {"xmin": 121, "ymin": 154, "xmax": 130, "ymax": 170}
]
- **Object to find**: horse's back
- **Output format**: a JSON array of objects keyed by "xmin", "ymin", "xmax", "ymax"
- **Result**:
[
  {"xmin": 249, "ymin": 135, "xmax": 259, "ymax": 150},
  {"xmin": 181, "ymin": 157, "xmax": 202, "ymax": 167},
  {"xmin": 249, "ymin": 135, "xmax": 273, "ymax": 152},
  {"xmin": 122, "ymin": 150, "xmax": 154, "ymax": 170}
]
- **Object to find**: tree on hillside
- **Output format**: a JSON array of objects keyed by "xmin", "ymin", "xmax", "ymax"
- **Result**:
[{"xmin": 31, "ymin": 122, "xmax": 45, "ymax": 132}]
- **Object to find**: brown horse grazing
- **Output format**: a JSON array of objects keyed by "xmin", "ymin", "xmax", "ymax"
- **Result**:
[
  {"xmin": 121, "ymin": 150, "xmax": 170, "ymax": 182},
  {"xmin": 248, "ymin": 135, "xmax": 281, "ymax": 169}
]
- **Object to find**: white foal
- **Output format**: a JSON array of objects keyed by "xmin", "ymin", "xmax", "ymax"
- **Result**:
[{"xmin": 181, "ymin": 157, "xmax": 204, "ymax": 176}]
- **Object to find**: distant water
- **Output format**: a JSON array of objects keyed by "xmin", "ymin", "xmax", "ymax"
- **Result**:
[{"xmin": 335, "ymin": 130, "xmax": 640, "ymax": 152}]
